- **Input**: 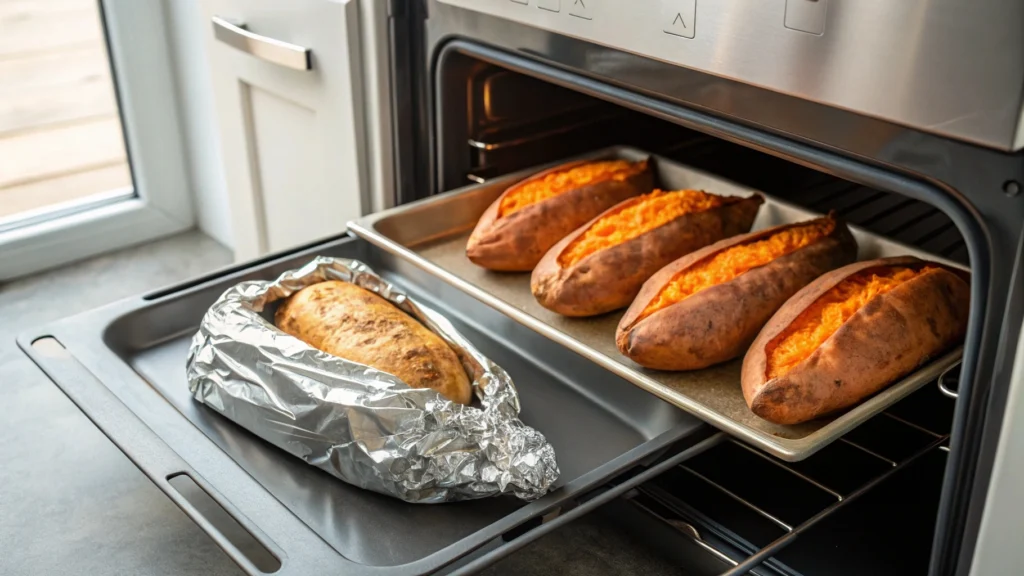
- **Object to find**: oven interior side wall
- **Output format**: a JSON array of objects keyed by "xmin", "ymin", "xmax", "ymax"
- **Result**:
[{"xmin": 433, "ymin": 53, "xmax": 974, "ymax": 576}]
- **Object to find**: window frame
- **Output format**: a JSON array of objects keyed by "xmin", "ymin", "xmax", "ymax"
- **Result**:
[{"xmin": 0, "ymin": 0, "xmax": 194, "ymax": 280}]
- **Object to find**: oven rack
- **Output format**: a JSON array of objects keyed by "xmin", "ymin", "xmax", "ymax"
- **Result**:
[
  {"xmin": 468, "ymin": 107, "xmax": 627, "ymax": 153},
  {"xmin": 464, "ymin": 113, "xmax": 698, "ymax": 185},
  {"xmin": 628, "ymin": 381, "xmax": 954, "ymax": 576}
]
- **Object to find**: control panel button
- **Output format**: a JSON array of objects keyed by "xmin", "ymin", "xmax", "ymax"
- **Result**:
[
  {"xmin": 568, "ymin": 0, "xmax": 592, "ymax": 20},
  {"xmin": 663, "ymin": 0, "xmax": 696, "ymax": 39},
  {"xmin": 785, "ymin": 0, "xmax": 827, "ymax": 35},
  {"xmin": 538, "ymin": 0, "xmax": 560, "ymax": 12}
]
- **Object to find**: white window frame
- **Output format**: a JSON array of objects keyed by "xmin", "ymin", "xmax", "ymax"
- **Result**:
[{"xmin": 0, "ymin": 0, "xmax": 194, "ymax": 280}]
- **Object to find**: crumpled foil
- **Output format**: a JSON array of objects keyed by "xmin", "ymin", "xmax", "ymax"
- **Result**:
[{"xmin": 186, "ymin": 256, "xmax": 559, "ymax": 503}]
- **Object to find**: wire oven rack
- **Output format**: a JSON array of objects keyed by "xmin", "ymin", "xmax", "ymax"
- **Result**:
[{"xmin": 626, "ymin": 378, "xmax": 954, "ymax": 576}]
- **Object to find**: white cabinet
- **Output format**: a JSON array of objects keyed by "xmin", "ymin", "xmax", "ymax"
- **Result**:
[{"xmin": 200, "ymin": 0, "xmax": 392, "ymax": 260}]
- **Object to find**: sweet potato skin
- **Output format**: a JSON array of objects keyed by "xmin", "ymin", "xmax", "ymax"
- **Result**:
[
  {"xmin": 616, "ymin": 218, "xmax": 857, "ymax": 370},
  {"xmin": 275, "ymin": 280, "xmax": 473, "ymax": 405},
  {"xmin": 466, "ymin": 159, "xmax": 654, "ymax": 271},
  {"xmin": 741, "ymin": 257, "xmax": 970, "ymax": 425},
  {"xmin": 531, "ymin": 193, "xmax": 764, "ymax": 317}
]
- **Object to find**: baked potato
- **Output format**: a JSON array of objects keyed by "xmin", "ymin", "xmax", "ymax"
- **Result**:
[
  {"xmin": 275, "ymin": 280, "xmax": 473, "ymax": 405},
  {"xmin": 466, "ymin": 158, "xmax": 654, "ymax": 271},
  {"xmin": 531, "ymin": 189, "xmax": 764, "ymax": 317},
  {"xmin": 741, "ymin": 256, "xmax": 970, "ymax": 425},
  {"xmin": 617, "ymin": 214, "xmax": 857, "ymax": 370}
]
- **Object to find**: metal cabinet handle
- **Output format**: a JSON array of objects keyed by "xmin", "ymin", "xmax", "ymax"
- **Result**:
[{"xmin": 212, "ymin": 16, "xmax": 311, "ymax": 71}]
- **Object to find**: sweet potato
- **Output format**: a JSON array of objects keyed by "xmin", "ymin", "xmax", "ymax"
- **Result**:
[
  {"xmin": 531, "ymin": 189, "xmax": 764, "ymax": 317},
  {"xmin": 275, "ymin": 280, "xmax": 473, "ymax": 405},
  {"xmin": 617, "ymin": 214, "xmax": 857, "ymax": 370},
  {"xmin": 741, "ymin": 256, "xmax": 970, "ymax": 425},
  {"xmin": 466, "ymin": 158, "xmax": 654, "ymax": 271}
]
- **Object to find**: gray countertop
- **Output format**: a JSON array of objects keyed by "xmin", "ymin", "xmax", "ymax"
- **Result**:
[{"xmin": 0, "ymin": 231, "xmax": 683, "ymax": 576}]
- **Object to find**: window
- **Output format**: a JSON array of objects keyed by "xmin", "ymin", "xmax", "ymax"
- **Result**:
[{"xmin": 0, "ymin": 0, "xmax": 193, "ymax": 280}]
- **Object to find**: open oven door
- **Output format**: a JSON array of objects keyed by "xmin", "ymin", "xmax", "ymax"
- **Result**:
[
  {"xmin": 961, "ymin": 229, "xmax": 1024, "ymax": 576},
  {"xmin": 200, "ymin": 0, "xmax": 395, "ymax": 260},
  {"xmin": 969, "ymin": 317, "xmax": 1024, "ymax": 575}
]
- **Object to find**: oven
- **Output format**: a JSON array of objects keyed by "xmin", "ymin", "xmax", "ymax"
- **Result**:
[
  {"xmin": 401, "ymin": 2, "xmax": 1024, "ymax": 573},
  {"xmin": 19, "ymin": 1, "xmax": 1024, "ymax": 575}
]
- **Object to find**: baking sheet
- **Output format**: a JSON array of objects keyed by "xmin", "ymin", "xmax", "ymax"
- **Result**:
[{"xmin": 347, "ymin": 146, "xmax": 965, "ymax": 461}]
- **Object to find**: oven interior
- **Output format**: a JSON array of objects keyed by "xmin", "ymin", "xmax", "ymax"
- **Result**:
[{"xmin": 434, "ymin": 55, "xmax": 970, "ymax": 576}]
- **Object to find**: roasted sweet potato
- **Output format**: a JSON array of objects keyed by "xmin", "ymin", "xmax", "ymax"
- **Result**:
[
  {"xmin": 617, "ymin": 214, "xmax": 857, "ymax": 370},
  {"xmin": 466, "ymin": 158, "xmax": 654, "ymax": 271},
  {"xmin": 275, "ymin": 280, "xmax": 473, "ymax": 405},
  {"xmin": 741, "ymin": 256, "xmax": 970, "ymax": 425},
  {"xmin": 531, "ymin": 189, "xmax": 764, "ymax": 317}
]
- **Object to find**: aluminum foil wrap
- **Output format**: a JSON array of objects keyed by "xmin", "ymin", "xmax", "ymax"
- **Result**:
[{"xmin": 186, "ymin": 256, "xmax": 559, "ymax": 503}]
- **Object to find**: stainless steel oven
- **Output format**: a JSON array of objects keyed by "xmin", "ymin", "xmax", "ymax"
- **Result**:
[
  {"xmin": 20, "ymin": 1, "xmax": 1024, "ymax": 575},
  {"xmin": 391, "ymin": 1, "xmax": 1024, "ymax": 573}
]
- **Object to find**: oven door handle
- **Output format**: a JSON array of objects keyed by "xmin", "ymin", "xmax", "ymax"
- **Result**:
[{"xmin": 212, "ymin": 16, "xmax": 311, "ymax": 71}]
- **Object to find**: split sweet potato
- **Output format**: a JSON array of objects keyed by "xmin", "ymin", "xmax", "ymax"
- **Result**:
[
  {"xmin": 466, "ymin": 158, "xmax": 654, "ymax": 271},
  {"xmin": 617, "ymin": 214, "xmax": 857, "ymax": 370},
  {"xmin": 531, "ymin": 189, "xmax": 764, "ymax": 317},
  {"xmin": 741, "ymin": 256, "xmax": 970, "ymax": 425}
]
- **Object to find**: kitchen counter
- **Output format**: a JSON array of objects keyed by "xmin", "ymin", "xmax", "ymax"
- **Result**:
[{"xmin": 0, "ymin": 231, "xmax": 684, "ymax": 576}]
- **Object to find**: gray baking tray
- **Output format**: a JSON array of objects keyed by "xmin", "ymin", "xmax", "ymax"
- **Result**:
[
  {"xmin": 347, "ymin": 146, "xmax": 965, "ymax": 462},
  {"xmin": 17, "ymin": 236, "xmax": 715, "ymax": 576}
]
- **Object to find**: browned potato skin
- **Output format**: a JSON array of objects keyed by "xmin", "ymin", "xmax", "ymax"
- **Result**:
[
  {"xmin": 275, "ymin": 280, "xmax": 473, "ymax": 405},
  {"xmin": 616, "ymin": 217, "xmax": 857, "ymax": 371},
  {"xmin": 741, "ymin": 256, "xmax": 970, "ymax": 425},
  {"xmin": 465, "ymin": 159, "xmax": 654, "ymax": 271},
  {"xmin": 531, "ymin": 194, "xmax": 765, "ymax": 317}
]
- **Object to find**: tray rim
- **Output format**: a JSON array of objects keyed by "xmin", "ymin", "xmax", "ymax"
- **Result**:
[
  {"xmin": 15, "ymin": 234, "xmax": 711, "ymax": 576},
  {"xmin": 347, "ymin": 144, "xmax": 966, "ymax": 462}
]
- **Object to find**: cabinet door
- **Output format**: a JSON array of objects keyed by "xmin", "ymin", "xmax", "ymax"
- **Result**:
[{"xmin": 201, "ymin": 0, "xmax": 373, "ymax": 260}]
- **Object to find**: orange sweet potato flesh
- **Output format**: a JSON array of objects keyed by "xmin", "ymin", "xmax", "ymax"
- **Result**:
[
  {"xmin": 766, "ymin": 265, "xmax": 937, "ymax": 379},
  {"xmin": 638, "ymin": 218, "xmax": 836, "ymax": 321},
  {"xmin": 467, "ymin": 158, "xmax": 654, "ymax": 272},
  {"xmin": 497, "ymin": 160, "xmax": 641, "ymax": 218},
  {"xmin": 558, "ymin": 189, "xmax": 728, "ymax": 267},
  {"xmin": 533, "ymin": 190, "xmax": 764, "ymax": 317},
  {"xmin": 741, "ymin": 256, "xmax": 970, "ymax": 425}
]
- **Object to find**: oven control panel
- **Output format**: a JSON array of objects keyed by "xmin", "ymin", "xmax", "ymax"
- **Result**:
[{"xmin": 435, "ymin": 0, "xmax": 1024, "ymax": 151}]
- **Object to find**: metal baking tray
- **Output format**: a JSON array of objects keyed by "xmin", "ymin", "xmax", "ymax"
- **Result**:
[
  {"xmin": 347, "ymin": 145, "xmax": 965, "ymax": 462},
  {"xmin": 17, "ymin": 235, "xmax": 716, "ymax": 576}
]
